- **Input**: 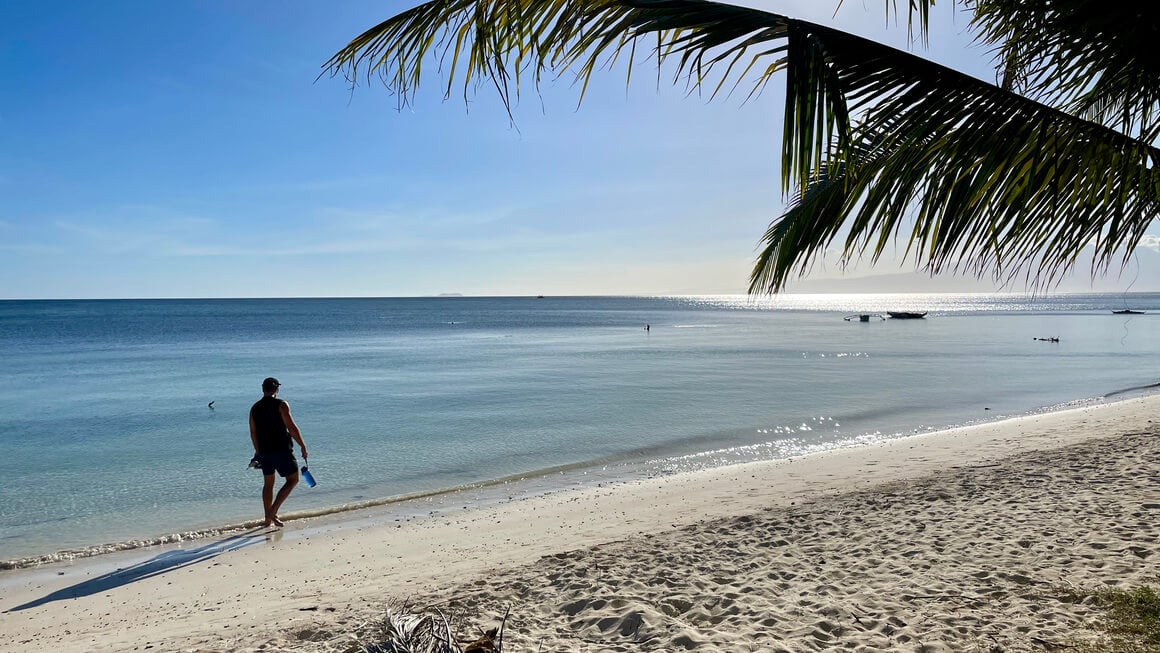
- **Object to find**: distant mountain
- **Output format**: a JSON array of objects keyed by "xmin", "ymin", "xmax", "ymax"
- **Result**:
[
  {"xmin": 774, "ymin": 242, "xmax": 1160, "ymax": 294},
  {"xmin": 784, "ymin": 268, "xmax": 1160, "ymax": 294}
]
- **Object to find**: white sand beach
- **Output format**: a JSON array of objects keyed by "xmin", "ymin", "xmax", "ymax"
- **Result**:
[{"xmin": 2, "ymin": 396, "xmax": 1158, "ymax": 652}]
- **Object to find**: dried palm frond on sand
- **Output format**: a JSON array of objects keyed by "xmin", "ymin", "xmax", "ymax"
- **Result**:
[{"xmin": 355, "ymin": 601, "xmax": 508, "ymax": 653}]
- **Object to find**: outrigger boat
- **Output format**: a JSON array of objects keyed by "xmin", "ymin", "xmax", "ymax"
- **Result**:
[
  {"xmin": 887, "ymin": 311, "xmax": 927, "ymax": 319},
  {"xmin": 1112, "ymin": 309, "xmax": 1144, "ymax": 314},
  {"xmin": 843, "ymin": 314, "xmax": 885, "ymax": 322}
]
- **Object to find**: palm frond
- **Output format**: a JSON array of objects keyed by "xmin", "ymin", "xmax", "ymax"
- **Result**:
[
  {"xmin": 328, "ymin": 0, "xmax": 1160, "ymax": 295},
  {"xmin": 837, "ymin": 0, "xmax": 951, "ymax": 44},
  {"xmin": 324, "ymin": 0, "xmax": 860, "ymax": 190},
  {"xmin": 751, "ymin": 40, "xmax": 1160, "ymax": 293},
  {"xmin": 748, "ymin": 160, "xmax": 851, "ymax": 294},
  {"xmin": 323, "ymin": 0, "xmax": 792, "ymax": 116},
  {"xmin": 745, "ymin": 17, "xmax": 1160, "ymax": 293},
  {"xmin": 970, "ymin": 0, "xmax": 1160, "ymax": 142}
]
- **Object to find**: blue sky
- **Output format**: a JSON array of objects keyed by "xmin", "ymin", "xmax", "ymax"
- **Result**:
[{"xmin": 2, "ymin": 1, "xmax": 1157, "ymax": 298}]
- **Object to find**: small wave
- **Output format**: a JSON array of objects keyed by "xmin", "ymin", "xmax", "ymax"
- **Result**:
[
  {"xmin": 0, "ymin": 525, "xmax": 254, "ymax": 571},
  {"xmin": 672, "ymin": 324, "xmax": 722, "ymax": 329},
  {"xmin": 0, "ymin": 458, "xmax": 632, "ymax": 572},
  {"xmin": 649, "ymin": 430, "xmax": 892, "ymax": 474}
]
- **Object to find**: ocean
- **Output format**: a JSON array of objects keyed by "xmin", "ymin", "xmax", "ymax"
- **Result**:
[{"xmin": 2, "ymin": 293, "xmax": 1159, "ymax": 566}]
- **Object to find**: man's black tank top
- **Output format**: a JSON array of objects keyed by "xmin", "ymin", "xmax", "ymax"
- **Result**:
[{"xmin": 251, "ymin": 396, "xmax": 291, "ymax": 452}]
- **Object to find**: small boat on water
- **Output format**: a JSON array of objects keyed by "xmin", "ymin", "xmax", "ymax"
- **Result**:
[
  {"xmin": 1112, "ymin": 309, "xmax": 1144, "ymax": 314},
  {"xmin": 887, "ymin": 311, "xmax": 927, "ymax": 319},
  {"xmin": 844, "ymin": 314, "xmax": 885, "ymax": 322}
]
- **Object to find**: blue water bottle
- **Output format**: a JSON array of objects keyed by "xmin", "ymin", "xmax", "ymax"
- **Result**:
[{"xmin": 301, "ymin": 464, "xmax": 317, "ymax": 488}]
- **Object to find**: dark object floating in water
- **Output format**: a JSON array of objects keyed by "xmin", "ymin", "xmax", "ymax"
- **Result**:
[
  {"xmin": 1112, "ymin": 309, "xmax": 1144, "ymax": 314},
  {"xmin": 207, "ymin": 401, "xmax": 215, "ymax": 409},
  {"xmin": 536, "ymin": 294, "xmax": 545, "ymax": 299},
  {"xmin": 887, "ymin": 311, "xmax": 927, "ymax": 319},
  {"xmin": 843, "ymin": 314, "xmax": 884, "ymax": 322},
  {"xmin": 1034, "ymin": 337, "xmax": 1060, "ymax": 342}
]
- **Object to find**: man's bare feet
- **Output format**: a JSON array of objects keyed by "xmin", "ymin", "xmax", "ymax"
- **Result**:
[{"xmin": 270, "ymin": 515, "xmax": 285, "ymax": 527}]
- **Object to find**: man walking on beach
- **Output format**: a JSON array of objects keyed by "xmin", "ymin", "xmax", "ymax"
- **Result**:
[{"xmin": 249, "ymin": 377, "xmax": 308, "ymax": 528}]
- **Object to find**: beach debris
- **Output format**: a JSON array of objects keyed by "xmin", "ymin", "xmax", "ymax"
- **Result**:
[
  {"xmin": 1028, "ymin": 635, "xmax": 1074, "ymax": 649},
  {"xmin": 461, "ymin": 627, "xmax": 498, "ymax": 652},
  {"xmin": 361, "ymin": 601, "xmax": 510, "ymax": 653}
]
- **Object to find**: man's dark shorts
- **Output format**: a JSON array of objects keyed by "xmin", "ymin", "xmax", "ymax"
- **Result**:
[{"xmin": 259, "ymin": 450, "xmax": 299, "ymax": 477}]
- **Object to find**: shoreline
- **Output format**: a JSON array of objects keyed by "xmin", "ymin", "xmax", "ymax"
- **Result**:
[
  {"xmin": 0, "ymin": 393, "xmax": 1118, "ymax": 571},
  {"xmin": 1, "ymin": 394, "xmax": 1158, "ymax": 650}
]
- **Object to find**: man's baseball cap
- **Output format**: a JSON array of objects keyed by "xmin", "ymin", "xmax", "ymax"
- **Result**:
[{"xmin": 262, "ymin": 377, "xmax": 281, "ymax": 391}]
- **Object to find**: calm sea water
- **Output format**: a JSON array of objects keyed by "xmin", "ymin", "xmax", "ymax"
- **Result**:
[{"xmin": 2, "ymin": 293, "xmax": 1159, "ymax": 564}]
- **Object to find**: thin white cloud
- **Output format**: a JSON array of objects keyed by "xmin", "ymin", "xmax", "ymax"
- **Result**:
[
  {"xmin": 315, "ymin": 205, "xmax": 519, "ymax": 231},
  {"xmin": 167, "ymin": 238, "xmax": 426, "ymax": 257},
  {"xmin": 44, "ymin": 191, "xmax": 753, "ymax": 268},
  {"xmin": 1137, "ymin": 234, "xmax": 1160, "ymax": 252},
  {"xmin": 48, "ymin": 204, "xmax": 584, "ymax": 259},
  {"xmin": 0, "ymin": 218, "xmax": 61, "ymax": 253},
  {"xmin": 53, "ymin": 219, "xmax": 197, "ymax": 256},
  {"xmin": 0, "ymin": 243, "xmax": 63, "ymax": 254},
  {"xmin": 169, "ymin": 225, "xmax": 597, "ymax": 258}
]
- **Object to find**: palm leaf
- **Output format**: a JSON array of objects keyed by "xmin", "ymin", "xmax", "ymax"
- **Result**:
[
  {"xmin": 969, "ymin": 0, "xmax": 1160, "ymax": 142},
  {"xmin": 323, "ymin": 0, "xmax": 856, "ymax": 189},
  {"xmin": 327, "ymin": 0, "xmax": 1160, "ymax": 294},
  {"xmin": 324, "ymin": 0, "xmax": 787, "ymax": 113},
  {"xmin": 750, "ymin": 20, "xmax": 1160, "ymax": 292},
  {"xmin": 749, "ymin": 159, "xmax": 852, "ymax": 294}
]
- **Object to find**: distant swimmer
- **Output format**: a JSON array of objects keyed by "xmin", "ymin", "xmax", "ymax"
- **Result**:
[
  {"xmin": 208, "ymin": 401, "xmax": 215, "ymax": 409},
  {"xmin": 645, "ymin": 324, "xmax": 650, "ymax": 332}
]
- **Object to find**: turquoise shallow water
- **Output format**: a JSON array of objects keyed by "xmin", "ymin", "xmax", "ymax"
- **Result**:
[{"xmin": 2, "ymin": 293, "xmax": 1159, "ymax": 563}]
